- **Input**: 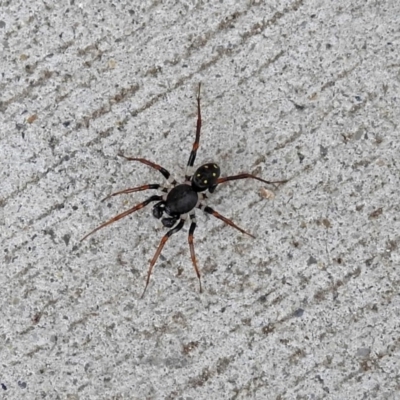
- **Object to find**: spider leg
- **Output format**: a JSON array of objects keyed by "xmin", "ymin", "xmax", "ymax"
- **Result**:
[
  {"xmin": 141, "ymin": 218, "xmax": 185, "ymax": 298},
  {"xmin": 217, "ymin": 174, "xmax": 288, "ymax": 188},
  {"xmin": 199, "ymin": 204, "xmax": 255, "ymax": 238},
  {"xmin": 188, "ymin": 213, "xmax": 202, "ymax": 293},
  {"xmin": 185, "ymin": 83, "xmax": 202, "ymax": 180},
  {"xmin": 118, "ymin": 153, "xmax": 176, "ymax": 184},
  {"xmin": 81, "ymin": 195, "xmax": 163, "ymax": 242},
  {"xmin": 101, "ymin": 184, "xmax": 168, "ymax": 202}
]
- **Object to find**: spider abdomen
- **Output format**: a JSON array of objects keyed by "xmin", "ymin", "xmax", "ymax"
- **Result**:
[
  {"xmin": 165, "ymin": 184, "xmax": 198, "ymax": 215},
  {"xmin": 192, "ymin": 163, "xmax": 221, "ymax": 192}
]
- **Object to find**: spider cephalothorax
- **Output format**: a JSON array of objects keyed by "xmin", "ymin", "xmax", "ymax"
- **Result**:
[
  {"xmin": 152, "ymin": 162, "xmax": 221, "ymax": 228},
  {"xmin": 81, "ymin": 83, "xmax": 287, "ymax": 297}
]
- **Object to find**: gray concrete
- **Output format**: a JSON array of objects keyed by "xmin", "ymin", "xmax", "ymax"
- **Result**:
[{"xmin": 1, "ymin": 0, "xmax": 399, "ymax": 399}]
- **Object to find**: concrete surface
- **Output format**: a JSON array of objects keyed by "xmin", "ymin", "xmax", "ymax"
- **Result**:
[{"xmin": 1, "ymin": 0, "xmax": 399, "ymax": 399}]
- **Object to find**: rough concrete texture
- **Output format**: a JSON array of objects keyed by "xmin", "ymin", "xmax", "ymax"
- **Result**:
[{"xmin": 1, "ymin": 0, "xmax": 399, "ymax": 399}]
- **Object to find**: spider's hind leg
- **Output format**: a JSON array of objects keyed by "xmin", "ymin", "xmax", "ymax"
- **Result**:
[
  {"xmin": 216, "ymin": 174, "xmax": 288, "ymax": 189},
  {"xmin": 199, "ymin": 204, "xmax": 255, "ymax": 238},
  {"xmin": 185, "ymin": 83, "xmax": 202, "ymax": 180}
]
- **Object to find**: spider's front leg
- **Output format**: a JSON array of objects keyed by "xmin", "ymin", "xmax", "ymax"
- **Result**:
[{"xmin": 141, "ymin": 218, "xmax": 186, "ymax": 298}]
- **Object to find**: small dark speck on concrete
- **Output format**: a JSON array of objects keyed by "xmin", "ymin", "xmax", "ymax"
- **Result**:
[
  {"xmin": 258, "ymin": 294, "xmax": 268, "ymax": 303},
  {"xmin": 356, "ymin": 347, "xmax": 371, "ymax": 358},
  {"xmin": 354, "ymin": 96, "xmax": 362, "ymax": 102},
  {"xmin": 63, "ymin": 120, "xmax": 71, "ymax": 127},
  {"xmin": 293, "ymin": 102, "xmax": 305, "ymax": 110},
  {"xmin": 297, "ymin": 152, "xmax": 305, "ymax": 163},
  {"xmin": 221, "ymin": 307, "xmax": 226, "ymax": 313},
  {"xmin": 263, "ymin": 267, "xmax": 272, "ymax": 276},
  {"xmin": 49, "ymin": 136, "xmax": 57, "ymax": 148},
  {"xmin": 241, "ymin": 121, "xmax": 249, "ymax": 130},
  {"xmin": 62, "ymin": 234, "xmax": 71, "ymax": 246},
  {"xmin": 72, "ymin": 205, "xmax": 78, "ymax": 210},
  {"xmin": 365, "ymin": 257, "xmax": 374, "ymax": 267},
  {"xmin": 307, "ymin": 256, "xmax": 317, "ymax": 265},
  {"xmin": 18, "ymin": 381, "xmax": 27, "ymax": 389},
  {"xmin": 293, "ymin": 308, "xmax": 304, "ymax": 317},
  {"xmin": 1, "ymin": 383, "xmax": 6, "ymax": 390},
  {"xmin": 0, "ymin": 21, "xmax": 6, "ymax": 28},
  {"xmin": 369, "ymin": 207, "xmax": 383, "ymax": 219},
  {"xmin": 320, "ymin": 145, "xmax": 328, "ymax": 158},
  {"xmin": 56, "ymin": 203, "xmax": 65, "ymax": 210},
  {"xmin": 44, "ymin": 228, "xmax": 56, "ymax": 240}
]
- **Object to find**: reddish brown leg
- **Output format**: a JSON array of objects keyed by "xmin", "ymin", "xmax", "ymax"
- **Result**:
[
  {"xmin": 188, "ymin": 214, "xmax": 202, "ymax": 293},
  {"xmin": 200, "ymin": 205, "xmax": 255, "ymax": 238},
  {"xmin": 217, "ymin": 174, "xmax": 288, "ymax": 187},
  {"xmin": 185, "ymin": 83, "xmax": 202, "ymax": 179},
  {"xmin": 141, "ymin": 219, "xmax": 185, "ymax": 298},
  {"xmin": 81, "ymin": 195, "xmax": 162, "ymax": 242},
  {"xmin": 101, "ymin": 184, "xmax": 167, "ymax": 202},
  {"xmin": 118, "ymin": 153, "xmax": 173, "ymax": 182}
]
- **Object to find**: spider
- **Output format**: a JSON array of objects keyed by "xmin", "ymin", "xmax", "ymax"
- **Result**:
[{"xmin": 81, "ymin": 83, "xmax": 287, "ymax": 297}]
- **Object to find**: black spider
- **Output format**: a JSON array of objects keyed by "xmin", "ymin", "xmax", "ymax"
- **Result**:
[{"xmin": 81, "ymin": 84, "xmax": 287, "ymax": 297}]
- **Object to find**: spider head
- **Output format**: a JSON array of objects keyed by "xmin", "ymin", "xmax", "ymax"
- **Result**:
[{"xmin": 192, "ymin": 163, "xmax": 220, "ymax": 192}]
